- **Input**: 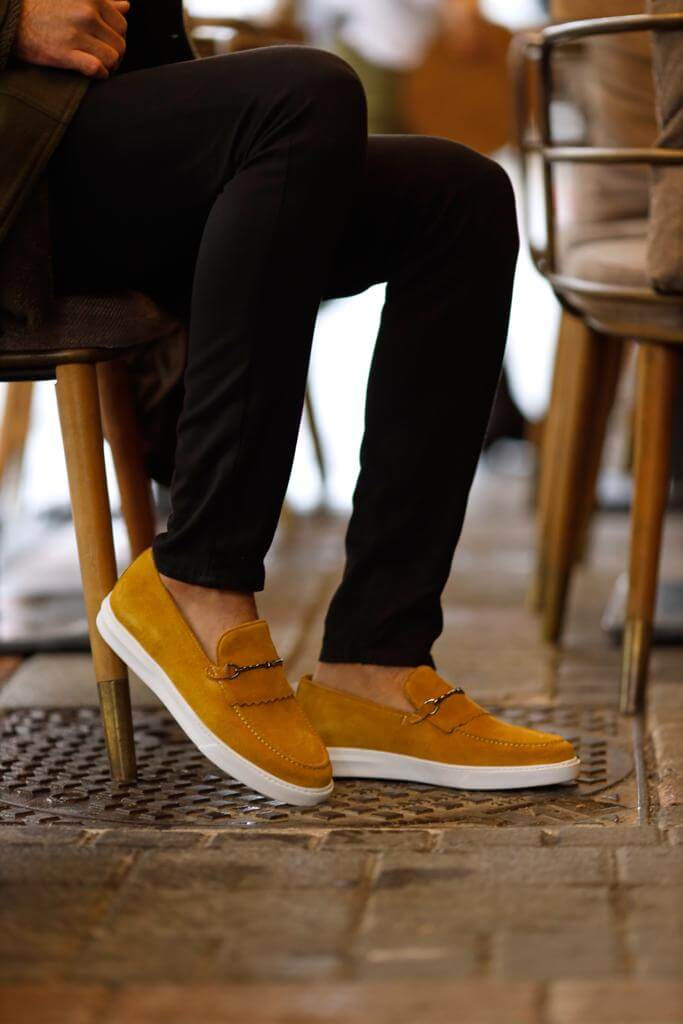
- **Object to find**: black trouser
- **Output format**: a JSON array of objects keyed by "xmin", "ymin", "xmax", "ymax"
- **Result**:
[{"xmin": 49, "ymin": 46, "xmax": 519, "ymax": 667}]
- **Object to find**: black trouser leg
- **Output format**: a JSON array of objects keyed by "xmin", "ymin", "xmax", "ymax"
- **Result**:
[
  {"xmin": 319, "ymin": 136, "xmax": 519, "ymax": 666},
  {"xmin": 50, "ymin": 53, "xmax": 518, "ymax": 670},
  {"xmin": 49, "ymin": 47, "xmax": 367, "ymax": 591}
]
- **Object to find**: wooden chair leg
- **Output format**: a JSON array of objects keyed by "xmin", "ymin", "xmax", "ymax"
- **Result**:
[
  {"xmin": 621, "ymin": 343, "xmax": 680, "ymax": 714},
  {"xmin": 56, "ymin": 363, "xmax": 136, "ymax": 781},
  {"xmin": 0, "ymin": 381, "xmax": 34, "ymax": 488},
  {"xmin": 572, "ymin": 334, "xmax": 623, "ymax": 564},
  {"xmin": 97, "ymin": 359, "xmax": 156, "ymax": 559},
  {"xmin": 542, "ymin": 323, "xmax": 612, "ymax": 644},
  {"xmin": 530, "ymin": 311, "xmax": 580, "ymax": 612}
]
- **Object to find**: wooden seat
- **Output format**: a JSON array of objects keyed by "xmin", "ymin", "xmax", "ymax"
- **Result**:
[{"xmin": 0, "ymin": 290, "xmax": 183, "ymax": 780}]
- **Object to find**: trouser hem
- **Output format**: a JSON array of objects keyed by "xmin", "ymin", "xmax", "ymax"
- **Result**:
[
  {"xmin": 151, "ymin": 543, "xmax": 265, "ymax": 593},
  {"xmin": 318, "ymin": 643, "xmax": 436, "ymax": 668}
]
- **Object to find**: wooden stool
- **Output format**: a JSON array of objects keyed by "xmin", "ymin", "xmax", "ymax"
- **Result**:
[{"xmin": 0, "ymin": 291, "xmax": 181, "ymax": 779}]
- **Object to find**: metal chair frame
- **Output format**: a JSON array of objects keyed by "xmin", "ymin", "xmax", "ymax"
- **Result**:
[
  {"xmin": 510, "ymin": 13, "xmax": 683, "ymax": 713},
  {"xmin": 511, "ymin": 12, "xmax": 683, "ymax": 341}
]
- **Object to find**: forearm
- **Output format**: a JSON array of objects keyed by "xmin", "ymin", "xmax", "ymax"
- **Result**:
[{"xmin": 0, "ymin": 0, "xmax": 21, "ymax": 69}]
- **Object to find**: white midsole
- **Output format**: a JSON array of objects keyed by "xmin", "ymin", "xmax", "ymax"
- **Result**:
[
  {"xmin": 96, "ymin": 594, "xmax": 333, "ymax": 807},
  {"xmin": 328, "ymin": 747, "xmax": 580, "ymax": 790}
]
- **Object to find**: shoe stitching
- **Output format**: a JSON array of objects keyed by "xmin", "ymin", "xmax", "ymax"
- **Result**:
[
  {"xmin": 230, "ymin": 694, "xmax": 295, "ymax": 709},
  {"xmin": 453, "ymin": 726, "xmax": 568, "ymax": 749},
  {"xmin": 231, "ymin": 705, "xmax": 331, "ymax": 771}
]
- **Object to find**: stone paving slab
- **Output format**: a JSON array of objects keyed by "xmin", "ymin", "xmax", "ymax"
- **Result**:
[
  {"xmin": 356, "ymin": 882, "xmax": 614, "ymax": 942},
  {"xmin": 1, "ymin": 979, "xmax": 681, "ymax": 1024},
  {"xmin": 374, "ymin": 847, "xmax": 611, "ymax": 885},
  {"xmin": 0, "ymin": 980, "xmax": 545, "ymax": 1024},
  {"xmin": 0, "ymin": 655, "xmax": 160, "ymax": 709},
  {"xmin": 491, "ymin": 929, "xmax": 624, "ymax": 981},
  {"xmin": 126, "ymin": 846, "xmax": 370, "ymax": 890},
  {"xmin": 546, "ymin": 980, "xmax": 683, "ymax": 1023},
  {"xmin": 0, "ymin": 845, "xmax": 133, "ymax": 887}
]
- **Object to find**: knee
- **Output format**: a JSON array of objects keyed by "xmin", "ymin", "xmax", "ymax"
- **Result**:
[
  {"xmin": 275, "ymin": 47, "xmax": 367, "ymax": 141},
  {"xmin": 464, "ymin": 151, "xmax": 519, "ymax": 255},
  {"xmin": 432, "ymin": 141, "xmax": 519, "ymax": 255}
]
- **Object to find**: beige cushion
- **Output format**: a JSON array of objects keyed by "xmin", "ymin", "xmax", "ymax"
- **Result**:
[
  {"xmin": 560, "ymin": 219, "xmax": 683, "ymax": 338},
  {"xmin": 551, "ymin": 1, "xmax": 655, "ymax": 225},
  {"xmin": 647, "ymin": 0, "xmax": 683, "ymax": 293}
]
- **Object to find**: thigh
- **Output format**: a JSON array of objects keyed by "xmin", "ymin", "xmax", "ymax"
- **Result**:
[{"xmin": 49, "ymin": 47, "xmax": 322, "ymax": 300}]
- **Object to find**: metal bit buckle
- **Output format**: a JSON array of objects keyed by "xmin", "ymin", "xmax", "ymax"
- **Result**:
[
  {"xmin": 409, "ymin": 687, "xmax": 464, "ymax": 724},
  {"xmin": 207, "ymin": 657, "xmax": 283, "ymax": 681}
]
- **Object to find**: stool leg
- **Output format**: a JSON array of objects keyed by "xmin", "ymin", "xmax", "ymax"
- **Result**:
[
  {"xmin": 97, "ymin": 359, "xmax": 156, "ymax": 559},
  {"xmin": 56, "ymin": 363, "xmax": 136, "ymax": 781},
  {"xmin": 0, "ymin": 381, "xmax": 34, "ymax": 488},
  {"xmin": 542, "ymin": 324, "xmax": 609, "ymax": 644},
  {"xmin": 621, "ymin": 343, "xmax": 680, "ymax": 714}
]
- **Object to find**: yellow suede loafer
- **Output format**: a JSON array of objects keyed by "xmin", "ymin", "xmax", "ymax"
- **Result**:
[
  {"xmin": 96, "ymin": 549, "xmax": 332, "ymax": 806},
  {"xmin": 297, "ymin": 667, "xmax": 579, "ymax": 790}
]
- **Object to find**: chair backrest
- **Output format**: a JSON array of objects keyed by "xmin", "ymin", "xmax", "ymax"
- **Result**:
[
  {"xmin": 551, "ymin": 0, "xmax": 683, "ymax": 294},
  {"xmin": 647, "ymin": 0, "xmax": 683, "ymax": 293},
  {"xmin": 551, "ymin": 0, "xmax": 655, "ymax": 226}
]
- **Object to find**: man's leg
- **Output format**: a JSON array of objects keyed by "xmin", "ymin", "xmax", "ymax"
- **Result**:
[
  {"xmin": 315, "ymin": 135, "xmax": 519, "ymax": 707},
  {"xmin": 49, "ymin": 47, "xmax": 369, "ymax": 805},
  {"xmin": 50, "ymin": 46, "xmax": 367, "ymax": 657}
]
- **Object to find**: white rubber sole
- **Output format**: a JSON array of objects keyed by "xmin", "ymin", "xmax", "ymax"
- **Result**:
[
  {"xmin": 96, "ymin": 594, "xmax": 333, "ymax": 807},
  {"xmin": 328, "ymin": 747, "xmax": 580, "ymax": 790}
]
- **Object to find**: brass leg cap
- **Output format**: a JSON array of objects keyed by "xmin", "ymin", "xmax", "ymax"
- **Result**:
[
  {"xmin": 620, "ymin": 619, "xmax": 652, "ymax": 715},
  {"xmin": 98, "ymin": 677, "xmax": 137, "ymax": 781},
  {"xmin": 542, "ymin": 568, "xmax": 571, "ymax": 645}
]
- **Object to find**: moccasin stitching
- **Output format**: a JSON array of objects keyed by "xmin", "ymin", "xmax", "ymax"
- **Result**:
[
  {"xmin": 225, "ymin": 694, "xmax": 294, "ymax": 709},
  {"xmin": 453, "ymin": 727, "xmax": 569, "ymax": 749},
  {"xmin": 233, "ymin": 696, "xmax": 293, "ymax": 708},
  {"xmin": 231, "ymin": 706, "xmax": 331, "ymax": 771}
]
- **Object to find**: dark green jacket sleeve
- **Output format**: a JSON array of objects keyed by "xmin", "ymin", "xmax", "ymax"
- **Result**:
[
  {"xmin": 0, "ymin": 0, "xmax": 194, "ymax": 331},
  {"xmin": 0, "ymin": 0, "xmax": 21, "ymax": 70}
]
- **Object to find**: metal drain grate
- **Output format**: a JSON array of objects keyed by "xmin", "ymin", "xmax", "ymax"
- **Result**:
[{"xmin": 0, "ymin": 706, "xmax": 633, "ymax": 829}]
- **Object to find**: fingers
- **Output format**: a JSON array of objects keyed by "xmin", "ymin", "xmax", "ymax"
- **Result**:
[
  {"xmin": 72, "ymin": 1, "xmax": 127, "ymax": 72},
  {"xmin": 78, "ymin": 31, "xmax": 122, "ymax": 71},
  {"xmin": 87, "ymin": 16, "xmax": 127, "ymax": 60},
  {"xmin": 100, "ymin": 0, "xmax": 129, "ymax": 39},
  {"xmin": 64, "ymin": 48, "xmax": 109, "ymax": 78}
]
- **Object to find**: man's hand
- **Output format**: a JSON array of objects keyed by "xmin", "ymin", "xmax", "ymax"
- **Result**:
[{"xmin": 14, "ymin": 0, "xmax": 130, "ymax": 79}]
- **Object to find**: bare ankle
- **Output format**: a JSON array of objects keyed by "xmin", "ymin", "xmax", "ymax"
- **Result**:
[
  {"xmin": 313, "ymin": 661, "xmax": 413, "ymax": 712},
  {"xmin": 160, "ymin": 573, "xmax": 258, "ymax": 660}
]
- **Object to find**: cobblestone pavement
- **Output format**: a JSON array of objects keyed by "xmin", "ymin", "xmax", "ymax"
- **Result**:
[{"xmin": 0, "ymin": 467, "xmax": 681, "ymax": 1024}]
